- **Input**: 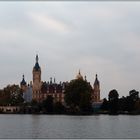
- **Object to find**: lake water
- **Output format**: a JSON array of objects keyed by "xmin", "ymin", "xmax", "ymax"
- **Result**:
[{"xmin": 0, "ymin": 114, "xmax": 139, "ymax": 139}]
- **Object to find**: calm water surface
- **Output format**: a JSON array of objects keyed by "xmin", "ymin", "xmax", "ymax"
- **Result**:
[{"xmin": 0, "ymin": 114, "xmax": 139, "ymax": 138}]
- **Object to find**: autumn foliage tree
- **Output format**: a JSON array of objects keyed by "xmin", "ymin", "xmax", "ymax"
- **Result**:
[{"xmin": 0, "ymin": 85, "xmax": 24, "ymax": 106}]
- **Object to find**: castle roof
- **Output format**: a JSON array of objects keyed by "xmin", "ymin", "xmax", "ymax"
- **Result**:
[
  {"xmin": 20, "ymin": 75, "xmax": 27, "ymax": 85},
  {"xmin": 41, "ymin": 81, "xmax": 67, "ymax": 94},
  {"xmin": 34, "ymin": 62, "xmax": 40, "ymax": 71},
  {"xmin": 33, "ymin": 54, "xmax": 41, "ymax": 71},
  {"xmin": 94, "ymin": 74, "xmax": 99, "ymax": 85}
]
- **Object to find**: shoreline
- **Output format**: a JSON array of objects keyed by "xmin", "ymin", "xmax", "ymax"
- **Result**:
[{"xmin": 0, "ymin": 112, "xmax": 140, "ymax": 115}]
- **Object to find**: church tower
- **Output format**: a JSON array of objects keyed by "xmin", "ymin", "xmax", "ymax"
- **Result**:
[
  {"xmin": 32, "ymin": 54, "xmax": 42, "ymax": 102},
  {"xmin": 93, "ymin": 74, "xmax": 100, "ymax": 102}
]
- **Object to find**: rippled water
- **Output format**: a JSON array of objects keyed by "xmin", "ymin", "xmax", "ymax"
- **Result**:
[{"xmin": 0, "ymin": 114, "xmax": 139, "ymax": 138}]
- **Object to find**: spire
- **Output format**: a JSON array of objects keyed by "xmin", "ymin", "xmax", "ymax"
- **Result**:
[
  {"xmin": 84, "ymin": 75, "xmax": 87, "ymax": 81},
  {"xmin": 54, "ymin": 78, "xmax": 56, "ymax": 83},
  {"xmin": 33, "ymin": 54, "xmax": 40, "ymax": 71},
  {"xmin": 36, "ymin": 54, "xmax": 39, "ymax": 63},
  {"xmin": 79, "ymin": 69, "xmax": 80, "ymax": 75},
  {"xmin": 94, "ymin": 74, "xmax": 99, "ymax": 85},
  {"xmin": 50, "ymin": 77, "xmax": 52, "ymax": 84}
]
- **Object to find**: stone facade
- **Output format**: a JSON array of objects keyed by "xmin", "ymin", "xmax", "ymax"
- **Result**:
[{"xmin": 41, "ymin": 80, "xmax": 68, "ymax": 104}]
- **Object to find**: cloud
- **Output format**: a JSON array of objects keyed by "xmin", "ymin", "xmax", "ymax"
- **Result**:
[
  {"xmin": 28, "ymin": 12, "xmax": 70, "ymax": 33},
  {"xmin": 0, "ymin": 28, "xmax": 19, "ymax": 43},
  {"xmin": 0, "ymin": 2, "xmax": 140, "ymax": 98}
]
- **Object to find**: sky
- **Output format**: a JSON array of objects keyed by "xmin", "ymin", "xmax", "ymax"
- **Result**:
[{"xmin": 0, "ymin": 1, "xmax": 140, "ymax": 99}]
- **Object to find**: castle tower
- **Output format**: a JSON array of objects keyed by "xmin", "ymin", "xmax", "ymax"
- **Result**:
[
  {"xmin": 20, "ymin": 74, "xmax": 27, "ymax": 92},
  {"xmin": 32, "ymin": 54, "xmax": 42, "ymax": 102},
  {"xmin": 93, "ymin": 74, "xmax": 100, "ymax": 102}
]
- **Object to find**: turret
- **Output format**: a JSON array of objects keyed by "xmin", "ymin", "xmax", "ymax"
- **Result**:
[
  {"xmin": 94, "ymin": 74, "xmax": 100, "ymax": 86},
  {"xmin": 20, "ymin": 74, "xmax": 27, "ymax": 92},
  {"xmin": 93, "ymin": 74, "xmax": 100, "ymax": 102}
]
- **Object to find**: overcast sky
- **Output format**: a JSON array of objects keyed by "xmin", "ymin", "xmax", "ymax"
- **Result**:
[{"xmin": 0, "ymin": 2, "xmax": 140, "ymax": 98}]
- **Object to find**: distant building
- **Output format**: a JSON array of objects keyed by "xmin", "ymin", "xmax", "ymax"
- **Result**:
[
  {"xmin": 0, "ymin": 106, "xmax": 20, "ymax": 113},
  {"xmin": 20, "ymin": 55, "xmax": 101, "ymax": 103},
  {"xmin": 20, "ymin": 75, "xmax": 32, "ymax": 103}
]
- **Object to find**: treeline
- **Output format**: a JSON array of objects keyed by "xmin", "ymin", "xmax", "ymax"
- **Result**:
[
  {"xmin": 101, "ymin": 89, "xmax": 140, "ymax": 115},
  {"xmin": 19, "ymin": 96, "xmax": 66, "ymax": 114},
  {"xmin": 0, "ymin": 83, "xmax": 140, "ymax": 115},
  {"xmin": 0, "ymin": 85, "xmax": 66, "ymax": 114}
]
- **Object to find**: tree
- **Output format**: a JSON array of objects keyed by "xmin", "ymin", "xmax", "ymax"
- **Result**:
[
  {"xmin": 0, "ymin": 85, "xmax": 24, "ymax": 106},
  {"xmin": 54, "ymin": 102, "xmax": 65, "ymax": 114},
  {"xmin": 9, "ymin": 85, "xmax": 24, "ymax": 105},
  {"xmin": 31, "ymin": 99, "xmax": 38, "ymax": 106},
  {"xmin": 118, "ymin": 96, "xmax": 127, "ymax": 112},
  {"xmin": 64, "ymin": 79, "xmax": 93, "ymax": 113},
  {"xmin": 134, "ymin": 99, "xmax": 140, "ymax": 112},
  {"xmin": 42, "ymin": 95, "xmax": 54, "ymax": 113},
  {"xmin": 108, "ymin": 89, "xmax": 119, "ymax": 101},
  {"xmin": 125, "ymin": 89, "xmax": 139, "ymax": 112},
  {"xmin": 0, "ymin": 88, "xmax": 10, "ymax": 105},
  {"xmin": 108, "ymin": 89, "xmax": 119, "ymax": 114},
  {"xmin": 79, "ymin": 91, "xmax": 92, "ymax": 112},
  {"xmin": 101, "ymin": 98, "xmax": 109, "ymax": 111},
  {"xmin": 29, "ymin": 99, "xmax": 41, "ymax": 114},
  {"xmin": 129, "ymin": 89, "xmax": 139, "ymax": 101}
]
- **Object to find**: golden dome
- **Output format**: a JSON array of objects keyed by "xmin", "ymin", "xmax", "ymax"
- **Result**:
[{"xmin": 76, "ymin": 70, "xmax": 83, "ymax": 80}]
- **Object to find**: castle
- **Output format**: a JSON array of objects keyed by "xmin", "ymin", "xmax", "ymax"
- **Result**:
[{"xmin": 20, "ymin": 55, "xmax": 100, "ymax": 103}]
